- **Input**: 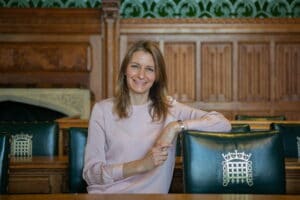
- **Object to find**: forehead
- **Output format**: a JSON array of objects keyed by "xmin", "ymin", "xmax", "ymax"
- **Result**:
[{"xmin": 130, "ymin": 50, "xmax": 155, "ymax": 66}]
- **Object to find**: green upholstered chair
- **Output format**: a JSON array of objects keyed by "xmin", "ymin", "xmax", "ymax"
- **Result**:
[
  {"xmin": 68, "ymin": 127, "xmax": 87, "ymax": 193},
  {"xmin": 181, "ymin": 130, "xmax": 285, "ymax": 194},
  {"xmin": 271, "ymin": 123, "xmax": 300, "ymax": 158},
  {"xmin": 0, "ymin": 134, "xmax": 10, "ymax": 194},
  {"xmin": 235, "ymin": 115, "xmax": 286, "ymax": 121},
  {"xmin": 176, "ymin": 124, "xmax": 251, "ymax": 156},
  {"xmin": 0, "ymin": 121, "xmax": 58, "ymax": 156},
  {"xmin": 230, "ymin": 124, "xmax": 251, "ymax": 132}
]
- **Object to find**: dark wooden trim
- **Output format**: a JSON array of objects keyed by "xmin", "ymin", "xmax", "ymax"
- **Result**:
[{"xmin": 0, "ymin": 8, "xmax": 102, "ymax": 34}]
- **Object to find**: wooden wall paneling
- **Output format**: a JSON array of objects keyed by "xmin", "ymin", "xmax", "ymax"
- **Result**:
[
  {"xmin": 232, "ymin": 40, "xmax": 239, "ymax": 103},
  {"xmin": 164, "ymin": 42, "xmax": 196, "ymax": 102},
  {"xmin": 0, "ymin": 16, "xmax": 298, "ymax": 119},
  {"xmin": 238, "ymin": 42, "xmax": 270, "ymax": 102},
  {"xmin": 0, "ymin": 35, "xmax": 92, "ymax": 88},
  {"xmin": 101, "ymin": 0, "xmax": 120, "ymax": 99},
  {"xmin": 0, "ymin": 8, "xmax": 102, "ymax": 34},
  {"xmin": 274, "ymin": 42, "xmax": 300, "ymax": 102},
  {"xmin": 120, "ymin": 18, "xmax": 300, "ymax": 120},
  {"xmin": 201, "ymin": 42, "xmax": 232, "ymax": 102},
  {"xmin": 276, "ymin": 111, "xmax": 300, "ymax": 120},
  {"xmin": 0, "ymin": 8, "xmax": 104, "ymax": 101},
  {"xmin": 0, "ymin": 41, "xmax": 90, "ymax": 88},
  {"xmin": 89, "ymin": 35, "xmax": 103, "ymax": 102}
]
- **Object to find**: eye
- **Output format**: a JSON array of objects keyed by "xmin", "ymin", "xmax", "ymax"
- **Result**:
[
  {"xmin": 130, "ymin": 64, "xmax": 139, "ymax": 68},
  {"xmin": 145, "ymin": 67, "xmax": 155, "ymax": 72},
  {"xmin": 130, "ymin": 64, "xmax": 140, "ymax": 70}
]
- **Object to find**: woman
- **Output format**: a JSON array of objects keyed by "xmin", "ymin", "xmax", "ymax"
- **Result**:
[{"xmin": 83, "ymin": 40, "xmax": 231, "ymax": 193}]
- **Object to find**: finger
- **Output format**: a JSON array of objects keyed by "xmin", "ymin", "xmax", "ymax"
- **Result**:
[{"xmin": 157, "ymin": 143, "xmax": 172, "ymax": 148}]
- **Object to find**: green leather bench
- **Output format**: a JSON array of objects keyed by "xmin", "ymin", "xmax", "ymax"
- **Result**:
[
  {"xmin": 235, "ymin": 115, "xmax": 286, "ymax": 121},
  {"xmin": 0, "ymin": 121, "xmax": 58, "ymax": 156},
  {"xmin": 68, "ymin": 127, "xmax": 88, "ymax": 193},
  {"xmin": 271, "ymin": 123, "xmax": 300, "ymax": 158},
  {"xmin": 0, "ymin": 134, "xmax": 10, "ymax": 194}
]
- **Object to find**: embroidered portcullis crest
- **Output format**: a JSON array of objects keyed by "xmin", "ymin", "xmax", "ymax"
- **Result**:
[
  {"xmin": 222, "ymin": 150, "xmax": 253, "ymax": 187},
  {"xmin": 11, "ymin": 133, "xmax": 33, "ymax": 157}
]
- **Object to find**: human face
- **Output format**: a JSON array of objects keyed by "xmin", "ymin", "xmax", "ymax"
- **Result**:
[{"xmin": 126, "ymin": 50, "xmax": 156, "ymax": 98}]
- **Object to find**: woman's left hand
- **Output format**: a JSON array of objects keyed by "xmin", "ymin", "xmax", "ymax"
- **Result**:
[{"xmin": 156, "ymin": 121, "xmax": 182, "ymax": 146}]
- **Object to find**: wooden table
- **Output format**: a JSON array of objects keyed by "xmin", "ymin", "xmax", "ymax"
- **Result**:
[
  {"xmin": 7, "ymin": 156, "xmax": 300, "ymax": 194},
  {"xmin": 0, "ymin": 194, "xmax": 300, "ymax": 200},
  {"xmin": 8, "ymin": 156, "xmax": 68, "ymax": 194}
]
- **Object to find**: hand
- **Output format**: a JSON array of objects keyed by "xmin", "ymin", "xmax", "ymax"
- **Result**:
[
  {"xmin": 156, "ymin": 121, "xmax": 181, "ymax": 146},
  {"xmin": 141, "ymin": 143, "xmax": 170, "ymax": 172}
]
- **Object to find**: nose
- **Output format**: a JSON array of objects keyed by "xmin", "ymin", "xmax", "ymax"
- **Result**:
[{"xmin": 137, "ymin": 68, "xmax": 145, "ymax": 78}]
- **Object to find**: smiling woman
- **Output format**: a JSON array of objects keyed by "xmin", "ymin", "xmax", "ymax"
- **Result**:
[
  {"xmin": 82, "ymin": 40, "xmax": 231, "ymax": 194},
  {"xmin": 125, "ymin": 50, "xmax": 156, "ymax": 103}
]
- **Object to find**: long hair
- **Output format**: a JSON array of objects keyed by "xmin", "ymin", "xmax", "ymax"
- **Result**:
[{"xmin": 114, "ymin": 40, "xmax": 170, "ymax": 121}]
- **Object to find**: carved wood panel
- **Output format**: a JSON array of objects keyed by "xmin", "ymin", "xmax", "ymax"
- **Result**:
[
  {"xmin": 238, "ymin": 42, "xmax": 270, "ymax": 102},
  {"xmin": 201, "ymin": 42, "xmax": 232, "ymax": 102},
  {"xmin": 0, "ymin": 40, "xmax": 92, "ymax": 88},
  {"xmin": 0, "ymin": 42, "xmax": 89, "ymax": 72},
  {"xmin": 164, "ymin": 42, "xmax": 196, "ymax": 102},
  {"xmin": 274, "ymin": 42, "xmax": 300, "ymax": 101}
]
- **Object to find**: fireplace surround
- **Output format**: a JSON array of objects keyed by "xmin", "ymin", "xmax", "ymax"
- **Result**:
[{"xmin": 0, "ymin": 88, "xmax": 91, "ymax": 120}]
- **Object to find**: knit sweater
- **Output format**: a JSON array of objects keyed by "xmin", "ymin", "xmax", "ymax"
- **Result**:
[{"xmin": 83, "ymin": 98, "xmax": 231, "ymax": 193}]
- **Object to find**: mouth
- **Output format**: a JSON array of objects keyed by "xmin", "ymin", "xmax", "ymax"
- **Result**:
[{"xmin": 132, "ymin": 78, "xmax": 147, "ymax": 86}]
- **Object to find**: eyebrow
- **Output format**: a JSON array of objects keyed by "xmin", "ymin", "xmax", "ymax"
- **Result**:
[{"xmin": 129, "ymin": 62, "xmax": 154, "ymax": 68}]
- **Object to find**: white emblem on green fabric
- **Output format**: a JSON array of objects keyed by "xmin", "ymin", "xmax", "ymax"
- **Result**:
[
  {"xmin": 222, "ymin": 150, "xmax": 253, "ymax": 187},
  {"xmin": 11, "ymin": 133, "xmax": 33, "ymax": 157}
]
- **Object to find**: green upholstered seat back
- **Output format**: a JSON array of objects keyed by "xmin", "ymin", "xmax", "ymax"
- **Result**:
[
  {"xmin": 181, "ymin": 130, "xmax": 285, "ymax": 194},
  {"xmin": 0, "ymin": 121, "xmax": 58, "ymax": 156},
  {"xmin": 230, "ymin": 124, "xmax": 251, "ymax": 132},
  {"xmin": 176, "ymin": 124, "xmax": 251, "ymax": 156},
  {"xmin": 0, "ymin": 134, "xmax": 10, "ymax": 194},
  {"xmin": 68, "ymin": 127, "xmax": 87, "ymax": 193},
  {"xmin": 271, "ymin": 123, "xmax": 300, "ymax": 158},
  {"xmin": 235, "ymin": 115, "xmax": 286, "ymax": 121}
]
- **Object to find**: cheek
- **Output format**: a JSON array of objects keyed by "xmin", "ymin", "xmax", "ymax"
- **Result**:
[
  {"xmin": 150, "ymin": 73, "xmax": 156, "ymax": 82},
  {"xmin": 125, "ymin": 74, "xmax": 131, "ymax": 85},
  {"xmin": 125, "ymin": 68, "xmax": 135, "ymax": 78}
]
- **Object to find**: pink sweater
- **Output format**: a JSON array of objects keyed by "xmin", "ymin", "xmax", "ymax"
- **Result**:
[{"xmin": 83, "ymin": 98, "xmax": 231, "ymax": 193}]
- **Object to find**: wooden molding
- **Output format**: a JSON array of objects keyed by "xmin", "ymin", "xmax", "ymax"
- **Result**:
[
  {"xmin": 0, "ymin": 8, "xmax": 102, "ymax": 34},
  {"xmin": 121, "ymin": 18, "xmax": 300, "ymax": 34}
]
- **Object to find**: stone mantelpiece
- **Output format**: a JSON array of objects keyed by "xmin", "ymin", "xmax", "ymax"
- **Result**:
[{"xmin": 0, "ymin": 88, "xmax": 91, "ymax": 119}]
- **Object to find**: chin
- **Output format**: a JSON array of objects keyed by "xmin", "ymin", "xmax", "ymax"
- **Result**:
[{"xmin": 132, "ymin": 90, "xmax": 149, "ymax": 95}]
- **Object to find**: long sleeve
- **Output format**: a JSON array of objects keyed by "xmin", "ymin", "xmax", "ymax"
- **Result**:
[
  {"xmin": 172, "ymin": 100, "xmax": 231, "ymax": 132},
  {"xmin": 82, "ymin": 98, "xmax": 231, "ymax": 193},
  {"xmin": 83, "ymin": 102, "xmax": 123, "ymax": 186}
]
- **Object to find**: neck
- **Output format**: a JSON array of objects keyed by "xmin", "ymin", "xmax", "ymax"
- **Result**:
[{"xmin": 130, "ymin": 93, "xmax": 149, "ymax": 105}]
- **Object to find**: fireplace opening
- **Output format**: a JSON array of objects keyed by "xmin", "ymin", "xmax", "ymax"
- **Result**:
[{"xmin": 0, "ymin": 101, "xmax": 67, "ymax": 122}]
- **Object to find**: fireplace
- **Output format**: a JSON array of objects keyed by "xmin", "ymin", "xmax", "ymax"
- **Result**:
[{"xmin": 0, "ymin": 88, "xmax": 91, "ymax": 120}]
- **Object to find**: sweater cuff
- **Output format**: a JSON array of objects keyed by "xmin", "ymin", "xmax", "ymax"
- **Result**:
[{"xmin": 112, "ymin": 163, "xmax": 124, "ymax": 181}]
